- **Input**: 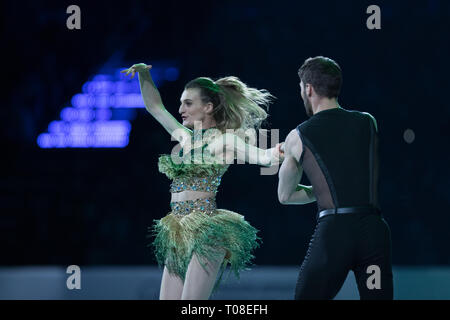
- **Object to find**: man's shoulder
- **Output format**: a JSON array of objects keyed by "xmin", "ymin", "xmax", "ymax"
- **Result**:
[
  {"xmin": 335, "ymin": 107, "xmax": 378, "ymax": 129},
  {"xmin": 343, "ymin": 107, "xmax": 374, "ymax": 119},
  {"xmin": 285, "ymin": 128, "xmax": 303, "ymax": 161},
  {"xmin": 295, "ymin": 117, "xmax": 317, "ymax": 137},
  {"xmin": 286, "ymin": 127, "xmax": 303, "ymax": 149},
  {"xmin": 359, "ymin": 111, "xmax": 378, "ymax": 132},
  {"xmin": 344, "ymin": 108, "xmax": 378, "ymax": 133},
  {"xmin": 296, "ymin": 118, "xmax": 311, "ymax": 130}
]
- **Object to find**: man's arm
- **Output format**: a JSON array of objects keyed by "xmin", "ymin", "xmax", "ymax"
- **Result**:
[{"xmin": 277, "ymin": 129, "xmax": 316, "ymax": 205}]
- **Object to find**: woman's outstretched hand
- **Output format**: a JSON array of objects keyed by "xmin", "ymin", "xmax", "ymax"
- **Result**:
[
  {"xmin": 121, "ymin": 63, "xmax": 152, "ymax": 79},
  {"xmin": 275, "ymin": 142, "xmax": 285, "ymax": 162},
  {"xmin": 279, "ymin": 142, "xmax": 285, "ymax": 155}
]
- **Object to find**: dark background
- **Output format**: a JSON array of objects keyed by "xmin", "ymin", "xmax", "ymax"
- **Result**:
[{"xmin": 1, "ymin": 0, "xmax": 449, "ymax": 267}]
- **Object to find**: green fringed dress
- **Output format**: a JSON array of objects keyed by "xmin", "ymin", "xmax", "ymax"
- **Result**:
[{"xmin": 150, "ymin": 128, "xmax": 261, "ymax": 290}]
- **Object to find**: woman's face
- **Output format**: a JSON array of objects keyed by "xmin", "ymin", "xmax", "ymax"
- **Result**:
[{"xmin": 179, "ymin": 88, "xmax": 211, "ymax": 129}]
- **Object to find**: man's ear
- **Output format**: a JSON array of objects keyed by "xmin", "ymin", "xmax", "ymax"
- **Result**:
[{"xmin": 306, "ymin": 83, "xmax": 313, "ymax": 97}]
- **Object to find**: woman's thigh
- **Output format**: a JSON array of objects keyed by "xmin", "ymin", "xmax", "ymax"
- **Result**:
[
  {"xmin": 159, "ymin": 265, "xmax": 184, "ymax": 300},
  {"xmin": 181, "ymin": 249, "xmax": 226, "ymax": 300}
]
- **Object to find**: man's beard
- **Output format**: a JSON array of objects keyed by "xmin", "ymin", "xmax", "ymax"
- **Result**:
[{"xmin": 302, "ymin": 94, "xmax": 313, "ymax": 117}]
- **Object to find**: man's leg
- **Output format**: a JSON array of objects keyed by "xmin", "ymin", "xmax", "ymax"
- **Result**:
[
  {"xmin": 353, "ymin": 215, "xmax": 393, "ymax": 300},
  {"xmin": 295, "ymin": 216, "xmax": 354, "ymax": 300}
]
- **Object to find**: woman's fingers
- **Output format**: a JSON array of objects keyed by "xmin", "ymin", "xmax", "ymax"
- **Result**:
[
  {"xmin": 120, "ymin": 67, "xmax": 136, "ymax": 78},
  {"xmin": 120, "ymin": 68, "xmax": 133, "ymax": 76},
  {"xmin": 121, "ymin": 64, "xmax": 151, "ymax": 78}
]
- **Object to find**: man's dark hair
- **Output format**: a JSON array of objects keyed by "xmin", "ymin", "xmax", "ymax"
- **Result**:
[{"xmin": 298, "ymin": 56, "xmax": 342, "ymax": 99}]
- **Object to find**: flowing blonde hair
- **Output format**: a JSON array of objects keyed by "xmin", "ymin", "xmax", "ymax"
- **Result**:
[{"xmin": 184, "ymin": 76, "xmax": 275, "ymax": 133}]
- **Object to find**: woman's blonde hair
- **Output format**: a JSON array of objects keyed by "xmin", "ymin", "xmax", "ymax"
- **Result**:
[{"xmin": 184, "ymin": 76, "xmax": 275, "ymax": 133}]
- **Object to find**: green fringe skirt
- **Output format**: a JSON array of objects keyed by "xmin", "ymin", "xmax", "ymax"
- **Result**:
[{"xmin": 149, "ymin": 208, "xmax": 261, "ymax": 290}]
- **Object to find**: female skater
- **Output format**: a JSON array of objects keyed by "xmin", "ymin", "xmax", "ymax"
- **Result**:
[{"xmin": 121, "ymin": 63, "xmax": 284, "ymax": 300}]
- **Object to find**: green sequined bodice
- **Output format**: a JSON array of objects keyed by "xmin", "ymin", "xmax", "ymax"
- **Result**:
[{"xmin": 158, "ymin": 128, "xmax": 229, "ymax": 194}]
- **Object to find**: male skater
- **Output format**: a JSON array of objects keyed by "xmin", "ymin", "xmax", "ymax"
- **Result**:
[{"xmin": 277, "ymin": 56, "xmax": 393, "ymax": 300}]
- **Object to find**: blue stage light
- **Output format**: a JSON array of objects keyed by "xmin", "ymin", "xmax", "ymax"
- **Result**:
[
  {"xmin": 38, "ymin": 63, "xmax": 178, "ymax": 148},
  {"xmin": 96, "ymin": 108, "xmax": 112, "ymax": 121},
  {"xmin": 60, "ymin": 107, "xmax": 78, "ymax": 122},
  {"xmin": 164, "ymin": 67, "xmax": 179, "ymax": 81}
]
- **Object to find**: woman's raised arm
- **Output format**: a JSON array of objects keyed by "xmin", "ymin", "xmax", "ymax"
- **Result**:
[{"xmin": 121, "ymin": 63, "xmax": 191, "ymax": 144}]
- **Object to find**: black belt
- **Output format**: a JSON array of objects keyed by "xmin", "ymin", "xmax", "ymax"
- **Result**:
[{"xmin": 317, "ymin": 206, "xmax": 381, "ymax": 219}]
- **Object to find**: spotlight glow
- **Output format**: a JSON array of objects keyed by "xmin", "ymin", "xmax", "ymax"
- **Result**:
[{"xmin": 38, "ymin": 63, "xmax": 178, "ymax": 148}]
